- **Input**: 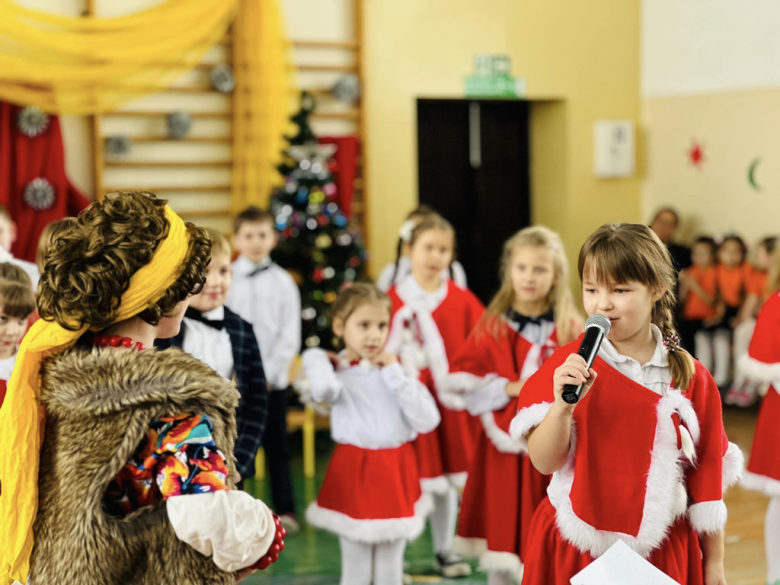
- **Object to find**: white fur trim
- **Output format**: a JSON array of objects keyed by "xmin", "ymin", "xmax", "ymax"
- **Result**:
[
  {"xmin": 478, "ymin": 551, "xmax": 523, "ymax": 582},
  {"xmin": 452, "ymin": 535, "xmax": 487, "ymax": 559},
  {"xmin": 687, "ymin": 500, "xmax": 727, "ymax": 534},
  {"xmin": 437, "ymin": 387, "xmax": 468, "ymax": 411},
  {"xmin": 509, "ymin": 402, "xmax": 554, "ymax": 452},
  {"xmin": 448, "ymin": 471, "xmax": 468, "ymax": 490},
  {"xmin": 738, "ymin": 353, "xmax": 780, "ymax": 386},
  {"xmin": 548, "ymin": 392, "xmax": 696, "ymax": 558},
  {"xmin": 741, "ymin": 470, "xmax": 780, "ymax": 497},
  {"xmin": 420, "ymin": 475, "xmax": 452, "ymax": 495},
  {"xmin": 679, "ymin": 426, "xmax": 696, "ymax": 464},
  {"xmin": 441, "ymin": 371, "xmax": 498, "ymax": 393},
  {"xmin": 305, "ymin": 493, "xmax": 433, "ymax": 543},
  {"xmin": 722, "ymin": 442, "xmax": 744, "ymax": 491},
  {"xmin": 481, "ymin": 412, "xmax": 524, "ymax": 454}
]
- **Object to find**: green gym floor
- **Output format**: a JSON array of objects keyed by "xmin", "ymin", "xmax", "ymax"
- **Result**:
[{"xmin": 243, "ymin": 432, "xmax": 486, "ymax": 584}]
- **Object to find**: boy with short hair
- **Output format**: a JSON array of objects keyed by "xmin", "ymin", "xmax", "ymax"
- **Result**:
[
  {"xmin": 226, "ymin": 207, "xmax": 301, "ymax": 532},
  {"xmin": 0, "ymin": 205, "xmax": 40, "ymax": 287},
  {"xmin": 157, "ymin": 228, "xmax": 269, "ymax": 482}
]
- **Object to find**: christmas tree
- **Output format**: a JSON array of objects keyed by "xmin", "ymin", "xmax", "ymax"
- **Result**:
[{"xmin": 270, "ymin": 92, "xmax": 367, "ymax": 350}]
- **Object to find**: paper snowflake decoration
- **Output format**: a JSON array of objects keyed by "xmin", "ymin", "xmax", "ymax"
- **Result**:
[
  {"xmin": 17, "ymin": 106, "xmax": 50, "ymax": 138},
  {"xmin": 23, "ymin": 178, "xmax": 56, "ymax": 210}
]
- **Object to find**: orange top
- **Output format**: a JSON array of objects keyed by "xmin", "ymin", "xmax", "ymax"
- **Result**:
[
  {"xmin": 745, "ymin": 264, "xmax": 769, "ymax": 299},
  {"xmin": 683, "ymin": 266, "xmax": 718, "ymax": 320},
  {"xmin": 716, "ymin": 264, "xmax": 747, "ymax": 308}
]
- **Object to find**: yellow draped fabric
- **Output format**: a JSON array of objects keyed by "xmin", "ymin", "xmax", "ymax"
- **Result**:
[
  {"xmin": 232, "ymin": 0, "xmax": 292, "ymax": 212},
  {"xmin": 0, "ymin": 206, "xmax": 191, "ymax": 584},
  {"xmin": 0, "ymin": 0, "xmax": 239, "ymax": 114}
]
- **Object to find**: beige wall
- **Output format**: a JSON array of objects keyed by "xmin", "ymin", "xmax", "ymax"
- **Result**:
[{"xmin": 363, "ymin": 0, "xmax": 642, "ymax": 281}]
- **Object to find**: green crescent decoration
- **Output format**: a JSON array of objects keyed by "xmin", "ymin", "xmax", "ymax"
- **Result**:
[{"xmin": 748, "ymin": 157, "xmax": 762, "ymax": 192}]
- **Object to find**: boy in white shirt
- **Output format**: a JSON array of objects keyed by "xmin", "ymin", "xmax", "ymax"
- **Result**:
[
  {"xmin": 226, "ymin": 207, "xmax": 302, "ymax": 533},
  {"xmin": 0, "ymin": 205, "xmax": 39, "ymax": 288}
]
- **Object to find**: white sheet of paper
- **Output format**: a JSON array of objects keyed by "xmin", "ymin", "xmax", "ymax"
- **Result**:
[{"xmin": 570, "ymin": 540, "xmax": 681, "ymax": 585}]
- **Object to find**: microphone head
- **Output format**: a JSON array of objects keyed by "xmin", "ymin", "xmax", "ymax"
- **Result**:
[{"xmin": 585, "ymin": 313, "xmax": 611, "ymax": 335}]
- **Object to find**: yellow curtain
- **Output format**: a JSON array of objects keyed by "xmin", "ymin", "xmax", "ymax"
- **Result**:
[
  {"xmin": 0, "ymin": 0, "xmax": 239, "ymax": 114},
  {"xmin": 232, "ymin": 0, "xmax": 292, "ymax": 213}
]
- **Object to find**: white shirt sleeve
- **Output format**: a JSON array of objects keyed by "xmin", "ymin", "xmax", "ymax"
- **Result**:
[
  {"xmin": 451, "ymin": 261, "xmax": 468, "ymax": 288},
  {"xmin": 462, "ymin": 376, "xmax": 511, "ymax": 416},
  {"xmin": 381, "ymin": 362, "xmax": 440, "ymax": 434},
  {"xmin": 376, "ymin": 263, "xmax": 397, "ymax": 292},
  {"xmin": 302, "ymin": 348, "xmax": 343, "ymax": 403},
  {"xmin": 265, "ymin": 272, "xmax": 302, "ymax": 389},
  {"xmin": 167, "ymin": 491, "xmax": 276, "ymax": 573}
]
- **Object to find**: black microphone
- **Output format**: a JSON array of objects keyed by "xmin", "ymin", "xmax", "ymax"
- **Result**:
[{"xmin": 561, "ymin": 314, "xmax": 611, "ymax": 404}]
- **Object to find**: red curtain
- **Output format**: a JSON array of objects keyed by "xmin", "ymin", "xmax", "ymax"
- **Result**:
[
  {"xmin": 319, "ymin": 135, "xmax": 358, "ymax": 219},
  {"xmin": 0, "ymin": 102, "xmax": 91, "ymax": 263}
]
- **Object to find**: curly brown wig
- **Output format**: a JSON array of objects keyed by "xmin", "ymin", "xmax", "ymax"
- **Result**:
[{"xmin": 36, "ymin": 192, "xmax": 211, "ymax": 331}]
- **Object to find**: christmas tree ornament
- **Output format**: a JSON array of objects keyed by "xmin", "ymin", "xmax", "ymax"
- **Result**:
[
  {"xmin": 209, "ymin": 64, "xmax": 235, "ymax": 93},
  {"xmin": 324, "ymin": 291, "xmax": 338, "ymax": 304},
  {"xmin": 167, "ymin": 111, "xmax": 192, "ymax": 139},
  {"xmin": 23, "ymin": 177, "xmax": 56, "ymax": 210},
  {"xmin": 105, "ymin": 135, "xmax": 132, "ymax": 157},
  {"xmin": 17, "ymin": 106, "xmax": 50, "ymax": 138},
  {"xmin": 301, "ymin": 307, "xmax": 317, "ymax": 320},
  {"xmin": 331, "ymin": 74, "xmax": 361, "ymax": 103},
  {"xmin": 305, "ymin": 335, "xmax": 321, "ymax": 348},
  {"xmin": 323, "ymin": 267, "xmax": 336, "ymax": 279}
]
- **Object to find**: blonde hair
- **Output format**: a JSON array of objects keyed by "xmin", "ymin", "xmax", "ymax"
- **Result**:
[
  {"xmin": 579, "ymin": 224, "xmax": 695, "ymax": 391},
  {"xmin": 767, "ymin": 246, "xmax": 780, "ymax": 297},
  {"xmin": 36, "ymin": 217, "xmax": 76, "ymax": 272},
  {"xmin": 205, "ymin": 228, "xmax": 231, "ymax": 258},
  {"xmin": 331, "ymin": 282, "xmax": 391, "ymax": 329},
  {"xmin": 481, "ymin": 226, "xmax": 581, "ymax": 344}
]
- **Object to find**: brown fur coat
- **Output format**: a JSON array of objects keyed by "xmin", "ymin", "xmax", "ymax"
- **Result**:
[{"xmin": 29, "ymin": 346, "xmax": 241, "ymax": 584}]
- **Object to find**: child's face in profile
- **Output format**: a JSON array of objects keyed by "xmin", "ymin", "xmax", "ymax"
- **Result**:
[
  {"xmin": 189, "ymin": 251, "xmax": 233, "ymax": 314},
  {"xmin": 409, "ymin": 228, "xmax": 454, "ymax": 283},
  {"xmin": 232, "ymin": 221, "xmax": 277, "ymax": 265},
  {"xmin": 755, "ymin": 244, "xmax": 772, "ymax": 271},
  {"xmin": 333, "ymin": 302, "xmax": 391, "ymax": 360},
  {"xmin": 718, "ymin": 240, "xmax": 744, "ymax": 268},
  {"xmin": 0, "ymin": 310, "xmax": 28, "ymax": 359},
  {"xmin": 510, "ymin": 245, "xmax": 555, "ymax": 307},
  {"xmin": 692, "ymin": 242, "xmax": 715, "ymax": 269}
]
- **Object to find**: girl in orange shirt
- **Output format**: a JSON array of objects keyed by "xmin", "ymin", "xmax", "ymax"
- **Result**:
[
  {"xmin": 727, "ymin": 236, "xmax": 777, "ymax": 406},
  {"xmin": 678, "ymin": 237, "xmax": 719, "ymax": 375}
]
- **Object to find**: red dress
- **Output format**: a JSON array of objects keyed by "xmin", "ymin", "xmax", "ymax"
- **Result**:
[
  {"xmin": 387, "ymin": 278, "xmax": 484, "ymax": 492},
  {"xmin": 446, "ymin": 316, "xmax": 556, "ymax": 578},
  {"xmin": 740, "ymin": 292, "xmax": 780, "ymax": 496},
  {"xmin": 513, "ymin": 340, "xmax": 741, "ymax": 585}
]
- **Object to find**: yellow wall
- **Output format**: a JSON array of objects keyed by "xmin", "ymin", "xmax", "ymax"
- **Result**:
[{"xmin": 363, "ymin": 0, "xmax": 642, "ymax": 282}]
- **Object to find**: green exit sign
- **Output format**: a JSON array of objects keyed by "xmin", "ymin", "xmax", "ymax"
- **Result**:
[{"xmin": 466, "ymin": 54, "xmax": 526, "ymax": 98}]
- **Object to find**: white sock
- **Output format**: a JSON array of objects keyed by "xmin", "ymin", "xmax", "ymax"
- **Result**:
[
  {"xmin": 488, "ymin": 570, "xmax": 515, "ymax": 585},
  {"xmin": 373, "ymin": 539, "xmax": 406, "ymax": 585},
  {"xmin": 430, "ymin": 486, "xmax": 458, "ymax": 555},
  {"xmin": 766, "ymin": 497, "xmax": 780, "ymax": 584},
  {"xmin": 340, "ymin": 536, "xmax": 373, "ymax": 585},
  {"xmin": 694, "ymin": 330, "xmax": 713, "ymax": 373},
  {"xmin": 713, "ymin": 329, "xmax": 732, "ymax": 387}
]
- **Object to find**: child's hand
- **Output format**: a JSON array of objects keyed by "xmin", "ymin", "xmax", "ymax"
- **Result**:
[
  {"xmin": 325, "ymin": 350, "xmax": 342, "ymax": 369},
  {"xmin": 505, "ymin": 379, "xmax": 526, "ymax": 397},
  {"xmin": 235, "ymin": 567, "xmax": 257, "ymax": 582},
  {"xmin": 552, "ymin": 354, "xmax": 597, "ymax": 412},
  {"xmin": 371, "ymin": 352, "xmax": 398, "ymax": 367},
  {"xmin": 704, "ymin": 560, "xmax": 727, "ymax": 585}
]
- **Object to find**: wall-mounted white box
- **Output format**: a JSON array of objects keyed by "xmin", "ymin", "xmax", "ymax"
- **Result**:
[{"xmin": 594, "ymin": 120, "xmax": 635, "ymax": 178}]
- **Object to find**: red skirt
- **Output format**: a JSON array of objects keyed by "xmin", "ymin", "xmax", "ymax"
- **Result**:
[
  {"xmin": 455, "ymin": 405, "xmax": 550, "ymax": 574},
  {"xmin": 743, "ymin": 386, "xmax": 780, "ymax": 495},
  {"xmin": 521, "ymin": 498, "xmax": 704, "ymax": 585},
  {"xmin": 414, "ymin": 369, "xmax": 481, "ymax": 490},
  {"xmin": 306, "ymin": 443, "xmax": 431, "ymax": 543}
]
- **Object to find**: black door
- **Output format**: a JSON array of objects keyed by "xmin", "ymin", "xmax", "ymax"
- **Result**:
[{"xmin": 417, "ymin": 99, "xmax": 531, "ymax": 304}]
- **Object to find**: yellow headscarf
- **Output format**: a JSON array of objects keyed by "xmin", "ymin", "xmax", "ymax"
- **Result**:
[{"xmin": 0, "ymin": 204, "xmax": 191, "ymax": 584}]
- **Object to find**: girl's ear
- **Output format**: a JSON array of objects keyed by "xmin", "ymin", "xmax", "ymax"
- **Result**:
[
  {"xmin": 653, "ymin": 284, "xmax": 668, "ymax": 303},
  {"xmin": 332, "ymin": 316, "xmax": 345, "ymax": 338}
]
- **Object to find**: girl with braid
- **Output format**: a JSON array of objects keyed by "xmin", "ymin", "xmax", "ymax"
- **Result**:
[{"xmin": 511, "ymin": 224, "xmax": 742, "ymax": 585}]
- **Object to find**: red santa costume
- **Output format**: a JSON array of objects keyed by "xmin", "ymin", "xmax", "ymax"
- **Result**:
[
  {"xmin": 740, "ymin": 292, "xmax": 780, "ymax": 496},
  {"xmin": 386, "ymin": 277, "xmax": 485, "ymax": 493},
  {"xmin": 510, "ymin": 325, "xmax": 743, "ymax": 585},
  {"xmin": 445, "ymin": 311, "xmax": 557, "ymax": 582},
  {"xmin": 303, "ymin": 349, "xmax": 440, "ymax": 543}
]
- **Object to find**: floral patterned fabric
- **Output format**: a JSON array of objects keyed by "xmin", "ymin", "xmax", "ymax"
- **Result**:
[{"xmin": 104, "ymin": 413, "xmax": 229, "ymax": 517}]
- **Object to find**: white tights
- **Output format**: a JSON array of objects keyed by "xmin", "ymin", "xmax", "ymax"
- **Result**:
[
  {"xmin": 339, "ymin": 537, "xmax": 406, "ymax": 585},
  {"xmin": 766, "ymin": 497, "xmax": 780, "ymax": 584},
  {"xmin": 430, "ymin": 487, "xmax": 458, "ymax": 555},
  {"xmin": 695, "ymin": 329, "xmax": 732, "ymax": 387}
]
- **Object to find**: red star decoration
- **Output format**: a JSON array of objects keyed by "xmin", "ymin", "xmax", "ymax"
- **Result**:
[{"xmin": 688, "ymin": 142, "xmax": 705, "ymax": 168}]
